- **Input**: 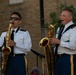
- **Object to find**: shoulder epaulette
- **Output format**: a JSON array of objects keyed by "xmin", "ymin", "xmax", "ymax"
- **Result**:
[
  {"xmin": 2, "ymin": 30, "xmax": 7, "ymax": 32},
  {"xmin": 70, "ymin": 24, "xmax": 76, "ymax": 29},
  {"xmin": 20, "ymin": 28, "xmax": 26, "ymax": 32}
]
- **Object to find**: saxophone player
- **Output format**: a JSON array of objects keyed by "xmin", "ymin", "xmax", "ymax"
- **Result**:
[
  {"xmin": 0, "ymin": 12, "xmax": 32, "ymax": 75},
  {"xmin": 50, "ymin": 8, "xmax": 76, "ymax": 75}
]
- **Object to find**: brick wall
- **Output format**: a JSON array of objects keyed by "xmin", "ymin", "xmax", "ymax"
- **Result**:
[{"xmin": 0, "ymin": 0, "xmax": 76, "ymax": 74}]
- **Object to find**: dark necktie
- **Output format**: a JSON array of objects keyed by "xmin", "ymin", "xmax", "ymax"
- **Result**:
[
  {"xmin": 11, "ymin": 30, "xmax": 14, "ymax": 40},
  {"xmin": 10, "ymin": 30, "xmax": 14, "ymax": 56},
  {"xmin": 58, "ymin": 25, "xmax": 65, "ymax": 40},
  {"xmin": 55, "ymin": 25, "xmax": 65, "ymax": 55}
]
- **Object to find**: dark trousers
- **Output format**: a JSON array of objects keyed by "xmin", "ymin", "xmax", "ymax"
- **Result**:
[
  {"xmin": 4, "ymin": 54, "xmax": 26, "ymax": 75},
  {"xmin": 54, "ymin": 54, "xmax": 76, "ymax": 75}
]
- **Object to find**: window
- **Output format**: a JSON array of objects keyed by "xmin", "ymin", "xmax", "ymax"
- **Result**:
[{"xmin": 9, "ymin": 0, "xmax": 23, "ymax": 4}]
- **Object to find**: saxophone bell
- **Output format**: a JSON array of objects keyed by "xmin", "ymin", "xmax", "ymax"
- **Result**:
[
  {"xmin": 2, "ymin": 46, "xmax": 11, "ymax": 55},
  {"xmin": 39, "ymin": 37, "xmax": 49, "ymax": 47}
]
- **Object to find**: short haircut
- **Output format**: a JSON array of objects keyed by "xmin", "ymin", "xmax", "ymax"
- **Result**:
[
  {"xmin": 30, "ymin": 67, "xmax": 41, "ymax": 75},
  {"xmin": 11, "ymin": 12, "xmax": 22, "ymax": 20},
  {"xmin": 62, "ymin": 8, "xmax": 73, "ymax": 16}
]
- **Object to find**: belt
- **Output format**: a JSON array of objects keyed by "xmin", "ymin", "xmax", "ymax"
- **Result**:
[
  {"xmin": 57, "ymin": 54, "xmax": 65, "ymax": 57},
  {"xmin": 9, "ymin": 53, "xmax": 25, "ymax": 57},
  {"xmin": 57, "ymin": 54, "xmax": 76, "ymax": 57},
  {"xmin": 14, "ymin": 54, "xmax": 25, "ymax": 56}
]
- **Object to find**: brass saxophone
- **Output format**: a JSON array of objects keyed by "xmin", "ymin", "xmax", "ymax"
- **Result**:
[
  {"xmin": 39, "ymin": 24, "xmax": 55, "ymax": 75},
  {"xmin": 1, "ymin": 24, "xmax": 12, "ymax": 73}
]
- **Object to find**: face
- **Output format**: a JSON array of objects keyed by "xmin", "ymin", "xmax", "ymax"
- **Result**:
[
  {"xmin": 10, "ymin": 14, "xmax": 22, "ymax": 29},
  {"xmin": 60, "ymin": 11, "xmax": 72, "ymax": 25}
]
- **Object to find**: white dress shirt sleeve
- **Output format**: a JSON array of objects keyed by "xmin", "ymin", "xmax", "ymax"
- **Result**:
[{"xmin": 0, "ymin": 32, "xmax": 6, "ymax": 47}]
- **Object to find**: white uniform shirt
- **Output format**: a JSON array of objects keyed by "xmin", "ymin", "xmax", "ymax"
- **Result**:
[
  {"xmin": 0, "ymin": 28, "xmax": 32, "ymax": 55},
  {"xmin": 57, "ymin": 21, "xmax": 76, "ymax": 54}
]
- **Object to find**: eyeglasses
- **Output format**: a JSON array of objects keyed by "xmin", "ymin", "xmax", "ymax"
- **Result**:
[{"xmin": 10, "ymin": 17, "xmax": 21, "ymax": 21}]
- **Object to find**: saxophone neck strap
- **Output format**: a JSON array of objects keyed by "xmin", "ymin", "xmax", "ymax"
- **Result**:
[{"xmin": 63, "ymin": 24, "xmax": 76, "ymax": 34}]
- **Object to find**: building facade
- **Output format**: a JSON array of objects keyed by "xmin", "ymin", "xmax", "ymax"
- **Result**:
[{"xmin": 0, "ymin": 0, "xmax": 76, "ymax": 75}]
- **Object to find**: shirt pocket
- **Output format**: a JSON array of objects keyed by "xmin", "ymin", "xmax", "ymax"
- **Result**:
[
  {"xmin": 15, "ymin": 35, "xmax": 24, "ymax": 44},
  {"xmin": 61, "ymin": 32, "xmax": 70, "ymax": 42}
]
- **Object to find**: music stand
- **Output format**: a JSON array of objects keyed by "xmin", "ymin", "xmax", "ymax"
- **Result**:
[{"xmin": 31, "ymin": 49, "xmax": 45, "ymax": 67}]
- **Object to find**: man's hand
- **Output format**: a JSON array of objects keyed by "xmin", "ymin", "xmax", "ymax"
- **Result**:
[
  {"xmin": 50, "ymin": 38, "xmax": 60, "ymax": 45},
  {"xmin": 7, "ymin": 39, "xmax": 16, "ymax": 46}
]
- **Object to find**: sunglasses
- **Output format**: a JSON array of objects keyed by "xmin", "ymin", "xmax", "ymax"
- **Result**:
[{"xmin": 10, "ymin": 17, "xmax": 21, "ymax": 21}]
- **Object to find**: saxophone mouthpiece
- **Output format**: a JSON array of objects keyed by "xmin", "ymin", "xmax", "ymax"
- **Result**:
[{"xmin": 10, "ymin": 22, "xmax": 14, "ymax": 24}]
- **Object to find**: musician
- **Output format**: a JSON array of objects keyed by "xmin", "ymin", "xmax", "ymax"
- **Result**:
[
  {"xmin": 0, "ymin": 12, "xmax": 32, "ymax": 75},
  {"xmin": 50, "ymin": 8, "xmax": 76, "ymax": 75}
]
